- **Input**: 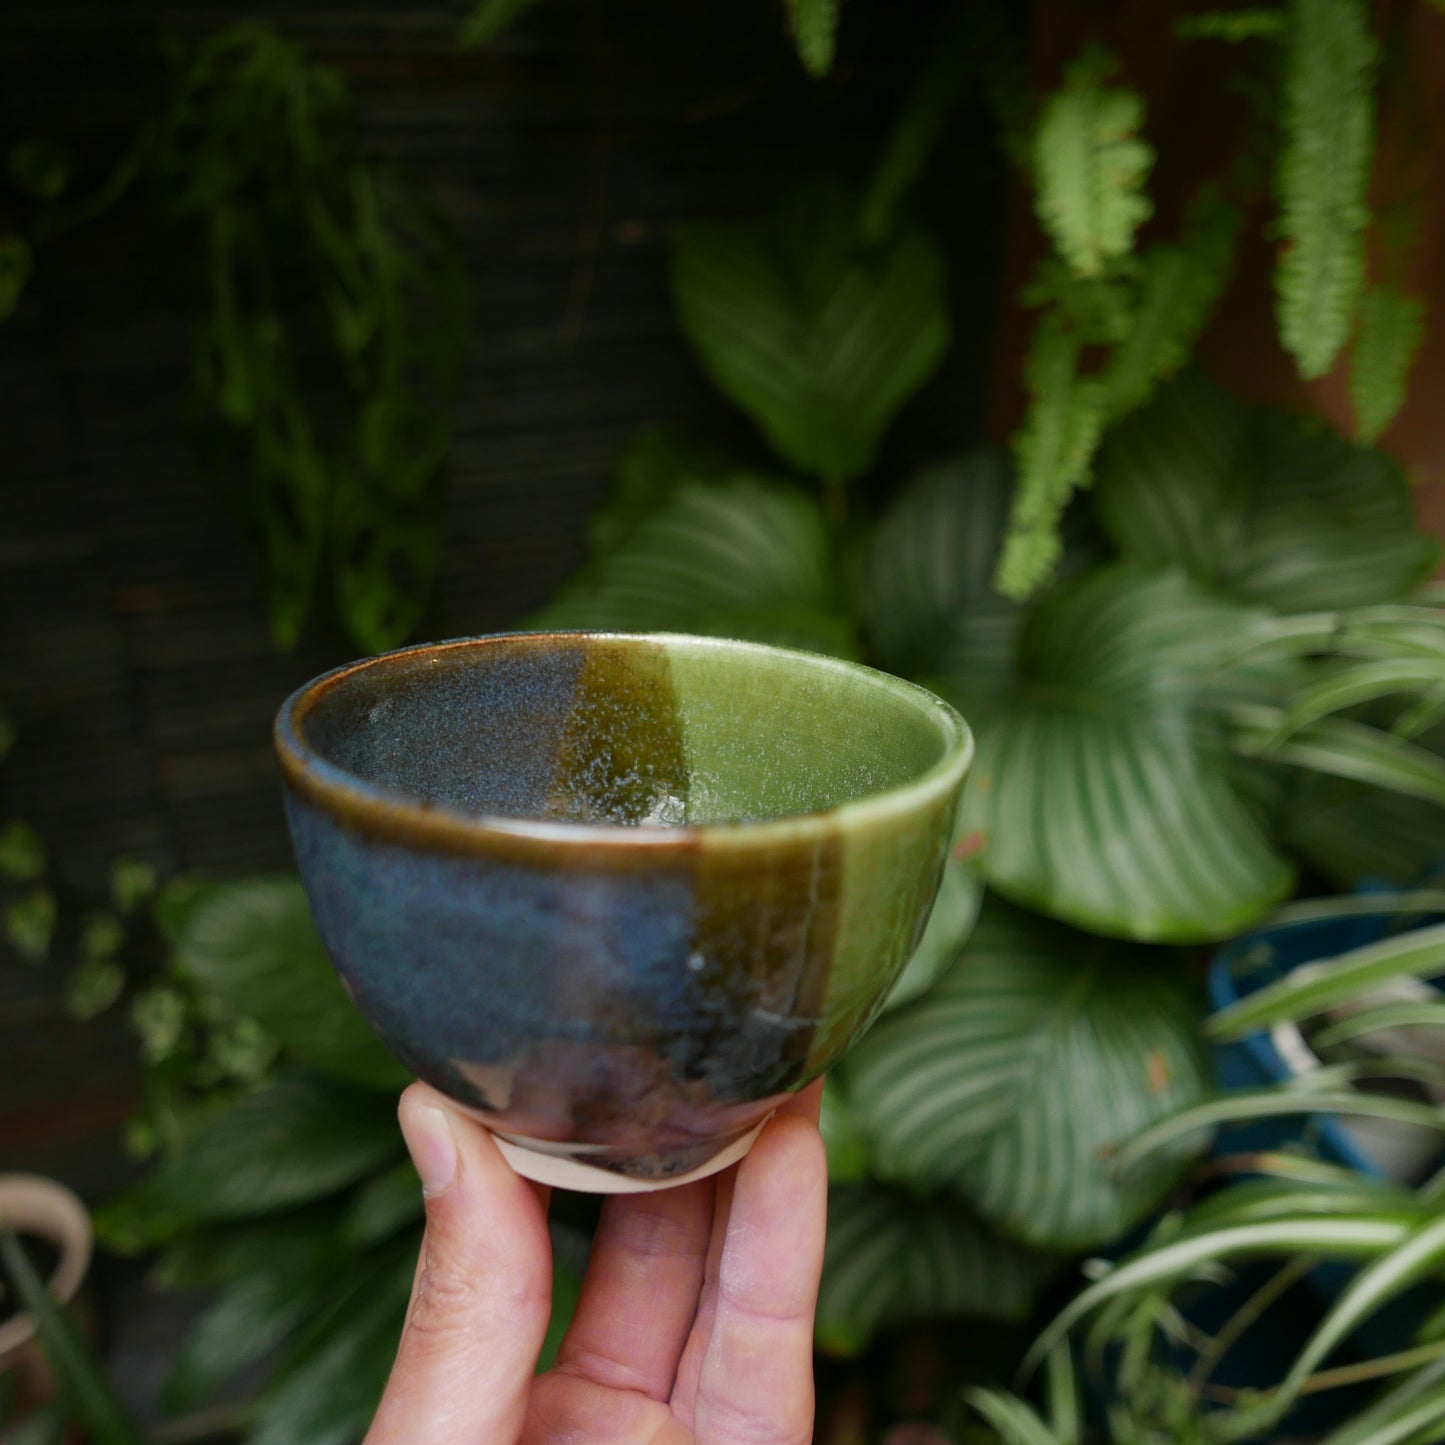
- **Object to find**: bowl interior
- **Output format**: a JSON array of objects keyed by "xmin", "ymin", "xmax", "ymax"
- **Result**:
[{"xmin": 291, "ymin": 633, "xmax": 960, "ymax": 829}]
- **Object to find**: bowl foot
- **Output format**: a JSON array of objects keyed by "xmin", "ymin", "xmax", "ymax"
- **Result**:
[{"xmin": 487, "ymin": 1116, "xmax": 773, "ymax": 1193}]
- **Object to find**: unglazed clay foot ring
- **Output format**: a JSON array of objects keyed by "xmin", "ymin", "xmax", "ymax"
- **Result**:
[{"xmin": 491, "ymin": 1114, "xmax": 774, "ymax": 1193}]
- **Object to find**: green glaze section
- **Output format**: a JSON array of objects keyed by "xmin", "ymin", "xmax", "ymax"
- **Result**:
[
  {"xmin": 546, "ymin": 638, "xmax": 690, "ymax": 825},
  {"xmin": 662, "ymin": 642, "xmax": 950, "ymax": 825},
  {"xmin": 807, "ymin": 784, "xmax": 959, "ymax": 1072}
]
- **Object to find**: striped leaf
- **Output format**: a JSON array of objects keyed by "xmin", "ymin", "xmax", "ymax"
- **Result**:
[
  {"xmin": 1275, "ymin": 0, "xmax": 1378, "ymax": 379},
  {"xmin": 845, "ymin": 900, "xmax": 1210, "ymax": 1250},
  {"xmin": 1031, "ymin": 45, "xmax": 1154, "ymax": 279},
  {"xmin": 671, "ymin": 183, "xmax": 949, "ymax": 484},
  {"xmin": 1208, "ymin": 920, "xmax": 1445, "ymax": 1039},
  {"xmin": 536, "ymin": 476, "xmax": 854, "ymax": 656},
  {"xmin": 1352, "ymin": 285, "xmax": 1426, "ymax": 444},
  {"xmin": 816, "ymin": 1182, "xmax": 1055, "ymax": 1355},
  {"xmin": 964, "ymin": 1388, "xmax": 1063, "ymax": 1445},
  {"xmin": 960, "ymin": 567, "xmax": 1294, "ymax": 942},
  {"xmin": 860, "ymin": 451, "xmax": 1023, "ymax": 712},
  {"xmin": 1320, "ymin": 1358, "xmax": 1445, "ymax": 1445},
  {"xmin": 1094, "ymin": 369, "xmax": 1439, "ymax": 613},
  {"xmin": 788, "ymin": 0, "xmax": 839, "ymax": 77}
]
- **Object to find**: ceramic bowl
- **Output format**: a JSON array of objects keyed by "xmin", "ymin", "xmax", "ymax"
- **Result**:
[{"xmin": 275, "ymin": 632, "xmax": 972, "ymax": 1189}]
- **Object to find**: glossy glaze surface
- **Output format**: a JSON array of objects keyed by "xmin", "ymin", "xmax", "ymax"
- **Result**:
[{"xmin": 276, "ymin": 632, "xmax": 971, "ymax": 1178}]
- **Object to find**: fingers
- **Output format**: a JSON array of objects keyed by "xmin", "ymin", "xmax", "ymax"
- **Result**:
[
  {"xmin": 778, "ymin": 1076, "xmax": 825, "ymax": 1127},
  {"xmin": 552, "ymin": 1176, "xmax": 715, "ymax": 1399},
  {"xmin": 673, "ymin": 1111, "xmax": 828, "ymax": 1445},
  {"xmin": 365, "ymin": 1083, "xmax": 553, "ymax": 1445}
]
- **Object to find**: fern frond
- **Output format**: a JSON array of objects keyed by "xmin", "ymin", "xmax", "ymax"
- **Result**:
[
  {"xmin": 788, "ymin": 0, "xmax": 840, "ymax": 79},
  {"xmin": 1103, "ymin": 187, "xmax": 1241, "ymax": 419},
  {"xmin": 459, "ymin": 0, "xmax": 539, "ymax": 47},
  {"xmin": 1177, "ymin": 10, "xmax": 1287, "ymax": 42},
  {"xmin": 1032, "ymin": 45, "xmax": 1155, "ymax": 279},
  {"xmin": 997, "ymin": 311, "xmax": 1109, "ymax": 600},
  {"xmin": 1351, "ymin": 285, "xmax": 1426, "ymax": 444},
  {"xmin": 1275, "ymin": 0, "xmax": 1379, "ymax": 379}
]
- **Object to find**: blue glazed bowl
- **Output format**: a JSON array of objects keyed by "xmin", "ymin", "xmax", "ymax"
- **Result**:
[{"xmin": 275, "ymin": 632, "xmax": 971, "ymax": 1187}]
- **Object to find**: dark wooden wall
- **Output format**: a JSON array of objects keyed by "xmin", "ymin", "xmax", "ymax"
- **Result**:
[{"xmin": 0, "ymin": 0, "xmax": 1007, "ymax": 1194}]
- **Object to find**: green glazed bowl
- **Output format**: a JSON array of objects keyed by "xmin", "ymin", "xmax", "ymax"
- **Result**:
[{"xmin": 276, "ymin": 632, "xmax": 971, "ymax": 1190}]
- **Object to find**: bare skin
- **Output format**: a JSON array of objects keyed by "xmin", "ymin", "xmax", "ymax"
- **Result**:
[{"xmin": 368, "ymin": 1079, "xmax": 828, "ymax": 1445}]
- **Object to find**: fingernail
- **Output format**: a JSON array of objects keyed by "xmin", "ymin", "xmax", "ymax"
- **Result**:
[{"xmin": 400, "ymin": 1101, "xmax": 458, "ymax": 1197}]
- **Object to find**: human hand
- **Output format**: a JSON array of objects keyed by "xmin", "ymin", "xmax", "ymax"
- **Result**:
[{"xmin": 367, "ymin": 1079, "xmax": 828, "ymax": 1445}]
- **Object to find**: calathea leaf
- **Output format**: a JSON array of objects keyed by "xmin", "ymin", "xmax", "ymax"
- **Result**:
[
  {"xmin": 816, "ymin": 1181, "xmax": 1056, "ymax": 1356},
  {"xmin": 1275, "ymin": 0, "xmax": 1378, "ymax": 379},
  {"xmin": 843, "ymin": 899, "xmax": 1210, "ymax": 1251},
  {"xmin": 536, "ymin": 473, "xmax": 855, "ymax": 657},
  {"xmin": 860, "ymin": 450, "xmax": 1023, "ymax": 711},
  {"xmin": 671, "ymin": 182, "xmax": 949, "ymax": 484},
  {"xmin": 960, "ymin": 566, "xmax": 1295, "ymax": 942},
  {"xmin": 171, "ymin": 876, "xmax": 411, "ymax": 1091},
  {"xmin": 1093, "ymin": 369, "xmax": 1439, "ymax": 613},
  {"xmin": 1031, "ymin": 45, "xmax": 1154, "ymax": 279}
]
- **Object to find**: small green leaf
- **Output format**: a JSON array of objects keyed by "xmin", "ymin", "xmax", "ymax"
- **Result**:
[
  {"xmin": 817, "ymin": 1183, "xmax": 1055, "ymax": 1355},
  {"xmin": 0, "ymin": 1232, "xmax": 147, "ymax": 1445},
  {"xmin": 1031, "ymin": 45, "xmax": 1154, "ymax": 279},
  {"xmin": 130, "ymin": 986, "xmax": 190, "ymax": 1062},
  {"xmin": 139, "ymin": 1074, "xmax": 404, "ymax": 1220},
  {"xmin": 0, "ymin": 820, "xmax": 45, "ymax": 880},
  {"xmin": 68, "ymin": 956, "xmax": 126, "ymax": 1021},
  {"xmin": 458, "ymin": 0, "xmax": 539, "ymax": 46},
  {"xmin": 997, "ymin": 311, "xmax": 1109, "ymax": 601},
  {"xmin": 172, "ymin": 876, "xmax": 410, "ymax": 1090},
  {"xmin": 1275, "ymin": 0, "xmax": 1378, "ymax": 379},
  {"xmin": 671, "ymin": 183, "xmax": 949, "ymax": 484},
  {"xmin": 1351, "ymin": 285, "xmax": 1426, "ymax": 444},
  {"xmin": 4, "ymin": 887, "xmax": 56, "ymax": 961},
  {"xmin": 848, "ymin": 900, "xmax": 1211, "ymax": 1250},
  {"xmin": 1177, "ymin": 10, "xmax": 1288, "ymax": 41},
  {"xmin": 538, "ymin": 1255, "xmax": 584, "ymax": 1373},
  {"xmin": 965, "ymin": 1388, "xmax": 1063, "ymax": 1445},
  {"xmin": 109, "ymin": 857, "xmax": 158, "ymax": 913},
  {"xmin": 788, "ymin": 0, "xmax": 839, "ymax": 78},
  {"xmin": 80, "ymin": 913, "xmax": 124, "ymax": 962}
]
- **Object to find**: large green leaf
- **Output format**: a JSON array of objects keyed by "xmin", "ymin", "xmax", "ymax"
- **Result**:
[
  {"xmin": 1284, "ymin": 773, "xmax": 1445, "ymax": 888},
  {"xmin": 844, "ymin": 900, "xmax": 1210, "ymax": 1250},
  {"xmin": 671, "ymin": 183, "xmax": 948, "ymax": 484},
  {"xmin": 816, "ymin": 1182, "xmax": 1055, "ymax": 1356},
  {"xmin": 536, "ymin": 475, "xmax": 854, "ymax": 656},
  {"xmin": 1093, "ymin": 370, "xmax": 1439, "ymax": 614},
  {"xmin": 1275, "ymin": 0, "xmax": 1377, "ymax": 380},
  {"xmin": 960, "ymin": 567, "xmax": 1295, "ymax": 941},
  {"xmin": 163, "ymin": 1223, "xmax": 342, "ymax": 1411},
  {"xmin": 141, "ymin": 1074, "xmax": 404, "ymax": 1221},
  {"xmin": 173, "ymin": 877, "xmax": 411, "ymax": 1091},
  {"xmin": 248, "ymin": 1234, "xmax": 417, "ymax": 1445},
  {"xmin": 859, "ymin": 450, "xmax": 1023, "ymax": 711}
]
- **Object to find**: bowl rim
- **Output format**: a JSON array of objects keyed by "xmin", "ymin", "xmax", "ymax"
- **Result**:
[{"xmin": 274, "ymin": 630, "xmax": 973, "ymax": 857}]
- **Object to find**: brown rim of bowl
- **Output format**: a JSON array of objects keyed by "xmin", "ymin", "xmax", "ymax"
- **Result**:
[{"xmin": 274, "ymin": 631, "xmax": 973, "ymax": 863}]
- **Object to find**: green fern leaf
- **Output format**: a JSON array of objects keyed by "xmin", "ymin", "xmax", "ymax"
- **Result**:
[
  {"xmin": 1275, "ymin": 0, "xmax": 1379, "ymax": 379},
  {"xmin": 1177, "ymin": 10, "xmax": 1287, "ymax": 42},
  {"xmin": 1103, "ymin": 187, "xmax": 1241, "ymax": 419},
  {"xmin": 459, "ymin": 0, "xmax": 539, "ymax": 47},
  {"xmin": 1350, "ymin": 284, "xmax": 1425, "ymax": 444},
  {"xmin": 996, "ymin": 312, "xmax": 1108, "ymax": 599},
  {"xmin": 788, "ymin": 0, "xmax": 840, "ymax": 78},
  {"xmin": 1032, "ymin": 45, "xmax": 1154, "ymax": 279}
]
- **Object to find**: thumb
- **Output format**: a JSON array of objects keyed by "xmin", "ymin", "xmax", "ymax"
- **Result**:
[{"xmin": 366, "ymin": 1083, "xmax": 553, "ymax": 1445}]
